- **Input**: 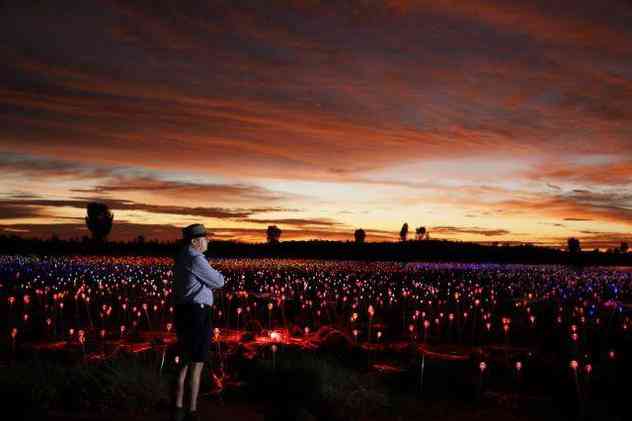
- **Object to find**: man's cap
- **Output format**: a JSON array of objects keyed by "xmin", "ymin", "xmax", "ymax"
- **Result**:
[{"xmin": 182, "ymin": 223, "xmax": 208, "ymax": 240}]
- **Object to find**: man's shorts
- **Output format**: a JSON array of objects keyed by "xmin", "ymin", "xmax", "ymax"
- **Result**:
[{"xmin": 175, "ymin": 303, "xmax": 212, "ymax": 363}]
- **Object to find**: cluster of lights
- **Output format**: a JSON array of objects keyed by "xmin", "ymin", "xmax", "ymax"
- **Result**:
[{"xmin": 1, "ymin": 256, "xmax": 630, "ymax": 382}]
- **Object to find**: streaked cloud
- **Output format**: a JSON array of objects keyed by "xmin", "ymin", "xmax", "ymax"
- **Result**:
[
  {"xmin": 0, "ymin": 198, "xmax": 292, "ymax": 221},
  {"xmin": 0, "ymin": 222, "xmax": 395, "ymax": 243},
  {"xmin": 242, "ymin": 218, "xmax": 345, "ymax": 228},
  {"xmin": 431, "ymin": 226, "xmax": 511, "ymax": 237}
]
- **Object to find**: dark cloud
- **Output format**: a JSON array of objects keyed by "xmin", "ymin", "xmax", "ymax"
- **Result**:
[
  {"xmin": 205, "ymin": 227, "xmax": 395, "ymax": 242},
  {"xmin": 0, "ymin": 152, "xmax": 111, "ymax": 179},
  {"xmin": 525, "ymin": 159, "xmax": 632, "ymax": 186},
  {"xmin": 3, "ymin": 192, "xmax": 44, "ymax": 199},
  {"xmin": 430, "ymin": 226, "xmax": 511, "ymax": 237},
  {"xmin": 71, "ymin": 176, "xmax": 293, "ymax": 203},
  {"xmin": 464, "ymin": 186, "xmax": 632, "ymax": 226},
  {"xmin": 1, "ymin": 152, "xmax": 297, "ymax": 204},
  {"xmin": 560, "ymin": 93, "xmax": 629, "ymax": 122},
  {"xmin": 0, "ymin": 222, "xmax": 395, "ymax": 243},
  {"xmin": 0, "ymin": 223, "xmax": 176, "ymax": 241},
  {"xmin": 241, "ymin": 218, "xmax": 345, "ymax": 228},
  {"xmin": 0, "ymin": 198, "xmax": 291, "ymax": 220},
  {"xmin": 0, "ymin": 203, "xmax": 45, "ymax": 220}
]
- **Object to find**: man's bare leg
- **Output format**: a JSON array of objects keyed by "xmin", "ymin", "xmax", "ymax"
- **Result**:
[
  {"xmin": 176, "ymin": 364, "xmax": 189, "ymax": 408},
  {"xmin": 189, "ymin": 362, "xmax": 204, "ymax": 411}
]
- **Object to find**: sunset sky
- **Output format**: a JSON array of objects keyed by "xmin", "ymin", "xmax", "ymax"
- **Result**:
[{"xmin": 2, "ymin": 0, "xmax": 632, "ymax": 249}]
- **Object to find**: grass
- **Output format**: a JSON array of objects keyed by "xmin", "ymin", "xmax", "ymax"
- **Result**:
[
  {"xmin": 240, "ymin": 347, "xmax": 391, "ymax": 420},
  {"xmin": 0, "ymin": 346, "xmax": 391, "ymax": 420},
  {"xmin": 1, "ymin": 343, "xmax": 627, "ymax": 421},
  {"xmin": 0, "ymin": 355, "xmax": 170, "ymax": 413}
]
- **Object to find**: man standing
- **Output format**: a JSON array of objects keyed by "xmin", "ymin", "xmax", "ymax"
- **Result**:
[{"xmin": 172, "ymin": 224, "xmax": 225, "ymax": 421}]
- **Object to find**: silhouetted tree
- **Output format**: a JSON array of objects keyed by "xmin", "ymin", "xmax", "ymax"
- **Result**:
[
  {"xmin": 621, "ymin": 242, "xmax": 629, "ymax": 253},
  {"xmin": 85, "ymin": 202, "xmax": 113, "ymax": 242},
  {"xmin": 567, "ymin": 237, "xmax": 581, "ymax": 254},
  {"xmin": 415, "ymin": 226, "xmax": 426, "ymax": 240},
  {"xmin": 266, "ymin": 225, "xmax": 282, "ymax": 243},
  {"xmin": 400, "ymin": 223, "xmax": 409, "ymax": 242},
  {"xmin": 136, "ymin": 235, "xmax": 145, "ymax": 244},
  {"xmin": 354, "ymin": 229, "xmax": 366, "ymax": 244}
]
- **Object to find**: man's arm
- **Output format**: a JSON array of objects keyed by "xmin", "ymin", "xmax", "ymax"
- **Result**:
[{"xmin": 189, "ymin": 255, "xmax": 225, "ymax": 289}]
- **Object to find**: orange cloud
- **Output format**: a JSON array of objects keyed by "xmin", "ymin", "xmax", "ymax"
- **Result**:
[{"xmin": 524, "ymin": 159, "xmax": 632, "ymax": 186}]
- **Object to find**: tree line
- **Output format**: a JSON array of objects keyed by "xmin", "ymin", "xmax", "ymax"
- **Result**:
[{"xmin": 1, "ymin": 202, "xmax": 629, "ymax": 265}]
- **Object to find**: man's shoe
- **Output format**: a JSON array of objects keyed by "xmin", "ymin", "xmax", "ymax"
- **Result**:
[{"xmin": 184, "ymin": 410, "xmax": 200, "ymax": 421}]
